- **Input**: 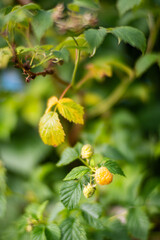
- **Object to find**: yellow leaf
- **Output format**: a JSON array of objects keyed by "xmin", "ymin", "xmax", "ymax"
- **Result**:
[
  {"xmin": 58, "ymin": 98, "xmax": 84, "ymax": 124},
  {"xmin": 39, "ymin": 111, "xmax": 65, "ymax": 147},
  {"xmin": 45, "ymin": 96, "xmax": 58, "ymax": 113},
  {"xmin": 86, "ymin": 63, "xmax": 112, "ymax": 81}
]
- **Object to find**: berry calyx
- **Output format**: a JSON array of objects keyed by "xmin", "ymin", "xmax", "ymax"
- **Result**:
[{"xmin": 95, "ymin": 166, "xmax": 113, "ymax": 185}]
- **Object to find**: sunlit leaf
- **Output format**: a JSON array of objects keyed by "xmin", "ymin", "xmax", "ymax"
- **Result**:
[
  {"xmin": 45, "ymin": 96, "xmax": 58, "ymax": 113},
  {"xmin": 58, "ymin": 98, "xmax": 84, "ymax": 124},
  {"xmin": 39, "ymin": 112, "xmax": 65, "ymax": 147}
]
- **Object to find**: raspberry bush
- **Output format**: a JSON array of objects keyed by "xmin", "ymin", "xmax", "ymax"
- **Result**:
[{"xmin": 0, "ymin": 0, "xmax": 160, "ymax": 240}]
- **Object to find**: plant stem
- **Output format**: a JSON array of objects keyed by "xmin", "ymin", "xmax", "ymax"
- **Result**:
[
  {"xmin": 147, "ymin": 16, "xmax": 160, "ymax": 53},
  {"xmin": 88, "ymin": 74, "xmax": 135, "ymax": 117},
  {"xmin": 59, "ymin": 83, "xmax": 72, "ymax": 99},
  {"xmin": 71, "ymin": 37, "xmax": 81, "ymax": 86}
]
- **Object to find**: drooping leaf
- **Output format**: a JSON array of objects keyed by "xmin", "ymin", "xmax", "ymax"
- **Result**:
[
  {"xmin": 58, "ymin": 98, "xmax": 84, "ymax": 124},
  {"xmin": 85, "ymin": 28, "xmax": 107, "ymax": 52},
  {"xmin": 39, "ymin": 112, "xmax": 65, "ymax": 147},
  {"xmin": 45, "ymin": 96, "xmax": 58, "ymax": 113},
  {"xmin": 135, "ymin": 53, "xmax": 160, "ymax": 77},
  {"xmin": 31, "ymin": 10, "xmax": 53, "ymax": 40},
  {"xmin": 32, "ymin": 225, "xmax": 46, "ymax": 240},
  {"xmin": 127, "ymin": 208, "xmax": 150, "ymax": 240},
  {"xmin": 60, "ymin": 217, "xmax": 87, "ymax": 240},
  {"xmin": 60, "ymin": 180, "xmax": 82, "ymax": 209},
  {"xmin": 64, "ymin": 166, "xmax": 90, "ymax": 180},
  {"xmin": 117, "ymin": 0, "xmax": 142, "ymax": 16},
  {"xmin": 80, "ymin": 203, "xmax": 103, "ymax": 229},
  {"xmin": 45, "ymin": 224, "xmax": 61, "ymax": 240},
  {"xmin": 103, "ymin": 159, "xmax": 125, "ymax": 176},
  {"xmin": 108, "ymin": 26, "xmax": 146, "ymax": 53}
]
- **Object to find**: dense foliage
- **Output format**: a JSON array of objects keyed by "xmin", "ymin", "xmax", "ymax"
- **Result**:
[{"xmin": 0, "ymin": 0, "xmax": 160, "ymax": 239}]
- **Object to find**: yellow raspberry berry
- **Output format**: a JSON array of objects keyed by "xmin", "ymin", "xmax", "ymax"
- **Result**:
[
  {"xmin": 95, "ymin": 166, "xmax": 113, "ymax": 185},
  {"xmin": 81, "ymin": 144, "xmax": 94, "ymax": 159},
  {"xmin": 83, "ymin": 183, "xmax": 96, "ymax": 198}
]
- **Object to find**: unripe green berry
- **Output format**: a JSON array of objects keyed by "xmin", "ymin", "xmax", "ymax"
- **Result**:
[
  {"xmin": 83, "ymin": 183, "xmax": 96, "ymax": 198},
  {"xmin": 81, "ymin": 144, "xmax": 94, "ymax": 159}
]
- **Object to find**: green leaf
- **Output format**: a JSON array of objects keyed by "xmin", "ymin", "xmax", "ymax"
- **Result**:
[
  {"xmin": 58, "ymin": 98, "xmax": 84, "ymax": 124},
  {"xmin": 60, "ymin": 218, "xmax": 87, "ymax": 240},
  {"xmin": 57, "ymin": 145, "xmax": 80, "ymax": 167},
  {"xmin": 97, "ymin": 144, "xmax": 126, "ymax": 161},
  {"xmin": 127, "ymin": 208, "xmax": 149, "ymax": 240},
  {"xmin": 117, "ymin": 0, "xmax": 142, "ymax": 16},
  {"xmin": 108, "ymin": 26, "xmax": 146, "ymax": 53},
  {"xmin": 53, "ymin": 48, "xmax": 70, "ymax": 62},
  {"xmin": 64, "ymin": 166, "xmax": 90, "ymax": 180},
  {"xmin": 73, "ymin": 0, "xmax": 100, "ymax": 10},
  {"xmin": 31, "ymin": 10, "xmax": 53, "ymax": 40},
  {"xmin": 56, "ymin": 35, "xmax": 89, "ymax": 52},
  {"xmin": 45, "ymin": 224, "xmax": 61, "ymax": 240},
  {"xmin": 21, "ymin": 3, "xmax": 40, "ymax": 10},
  {"xmin": 105, "ymin": 219, "xmax": 131, "ymax": 240},
  {"xmin": 37, "ymin": 201, "xmax": 48, "ymax": 220},
  {"xmin": 60, "ymin": 180, "xmax": 82, "ymax": 209},
  {"xmin": 32, "ymin": 225, "xmax": 46, "ymax": 240},
  {"xmin": 39, "ymin": 112, "xmax": 65, "ymax": 147},
  {"xmin": 103, "ymin": 159, "xmax": 125, "ymax": 176},
  {"xmin": 0, "ymin": 47, "xmax": 12, "ymax": 68},
  {"xmin": 85, "ymin": 28, "xmax": 107, "ymax": 52},
  {"xmin": 80, "ymin": 203, "xmax": 103, "ymax": 229},
  {"xmin": 135, "ymin": 53, "xmax": 160, "ymax": 77},
  {"xmin": 0, "ymin": 194, "xmax": 6, "ymax": 218}
]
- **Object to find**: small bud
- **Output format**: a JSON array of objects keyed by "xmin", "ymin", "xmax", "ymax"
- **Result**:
[
  {"xmin": 83, "ymin": 183, "xmax": 96, "ymax": 198},
  {"xmin": 26, "ymin": 224, "xmax": 32, "ymax": 232},
  {"xmin": 81, "ymin": 144, "xmax": 94, "ymax": 159}
]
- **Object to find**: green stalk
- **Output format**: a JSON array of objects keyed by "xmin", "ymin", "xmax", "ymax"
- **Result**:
[{"xmin": 71, "ymin": 37, "xmax": 81, "ymax": 86}]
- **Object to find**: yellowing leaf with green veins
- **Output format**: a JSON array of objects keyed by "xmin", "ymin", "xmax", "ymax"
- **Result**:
[
  {"xmin": 45, "ymin": 96, "xmax": 58, "ymax": 113},
  {"xmin": 57, "ymin": 98, "xmax": 84, "ymax": 124},
  {"xmin": 39, "ymin": 112, "xmax": 65, "ymax": 147}
]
